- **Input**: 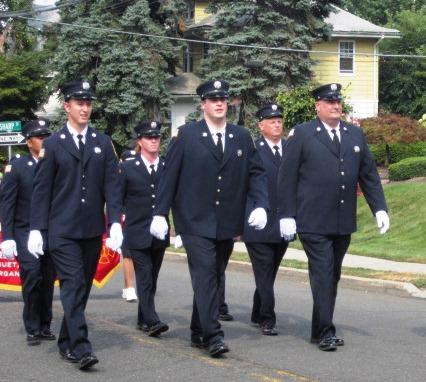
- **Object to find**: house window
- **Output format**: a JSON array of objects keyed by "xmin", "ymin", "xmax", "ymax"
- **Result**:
[
  {"xmin": 183, "ymin": 45, "xmax": 193, "ymax": 73},
  {"xmin": 339, "ymin": 40, "xmax": 355, "ymax": 74}
]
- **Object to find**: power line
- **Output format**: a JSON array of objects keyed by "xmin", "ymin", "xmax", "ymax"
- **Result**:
[{"xmin": 15, "ymin": 15, "xmax": 426, "ymax": 60}]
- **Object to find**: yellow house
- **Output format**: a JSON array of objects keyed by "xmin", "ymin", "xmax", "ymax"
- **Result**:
[{"xmin": 166, "ymin": 2, "xmax": 399, "ymax": 130}]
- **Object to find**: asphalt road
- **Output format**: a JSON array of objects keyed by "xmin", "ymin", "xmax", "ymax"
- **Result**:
[{"xmin": 1, "ymin": 254, "xmax": 425, "ymax": 382}]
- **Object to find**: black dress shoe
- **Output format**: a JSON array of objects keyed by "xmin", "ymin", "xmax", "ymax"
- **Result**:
[
  {"xmin": 261, "ymin": 325, "xmax": 278, "ymax": 336},
  {"xmin": 59, "ymin": 349, "xmax": 78, "ymax": 363},
  {"xmin": 218, "ymin": 312, "xmax": 234, "ymax": 321},
  {"xmin": 318, "ymin": 336, "xmax": 338, "ymax": 351},
  {"xmin": 190, "ymin": 337, "xmax": 207, "ymax": 349},
  {"xmin": 136, "ymin": 323, "xmax": 149, "ymax": 332},
  {"xmin": 26, "ymin": 334, "xmax": 41, "ymax": 346},
  {"xmin": 148, "ymin": 322, "xmax": 169, "ymax": 337},
  {"xmin": 331, "ymin": 336, "xmax": 344, "ymax": 346},
  {"xmin": 40, "ymin": 329, "xmax": 56, "ymax": 340},
  {"xmin": 208, "ymin": 340, "xmax": 229, "ymax": 358},
  {"xmin": 78, "ymin": 354, "xmax": 99, "ymax": 370}
]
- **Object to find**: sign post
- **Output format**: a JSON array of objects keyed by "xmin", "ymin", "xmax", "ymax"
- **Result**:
[{"xmin": 0, "ymin": 121, "xmax": 24, "ymax": 161}]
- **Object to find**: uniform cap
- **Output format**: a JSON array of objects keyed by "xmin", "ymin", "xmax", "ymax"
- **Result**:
[
  {"xmin": 196, "ymin": 79, "xmax": 229, "ymax": 100},
  {"xmin": 23, "ymin": 119, "xmax": 51, "ymax": 139},
  {"xmin": 311, "ymin": 83, "xmax": 343, "ymax": 101},
  {"xmin": 256, "ymin": 104, "xmax": 283, "ymax": 121},
  {"xmin": 134, "ymin": 121, "xmax": 162, "ymax": 138},
  {"xmin": 61, "ymin": 80, "xmax": 96, "ymax": 101},
  {"xmin": 120, "ymin": 150, "xmax": 136, "ymax": 161}
]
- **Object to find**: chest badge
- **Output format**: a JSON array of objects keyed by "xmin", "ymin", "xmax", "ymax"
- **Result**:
[
  {"xmin": 237, "ymin": 149, "xmax": 243, "ymax": 157},
  {"xmin": 94, "ymin": 147, "xmax": 101, "ymax": 154},
  {"xmin": 354, "ymin": 145, "xmax": 360, "ymax": 153}
]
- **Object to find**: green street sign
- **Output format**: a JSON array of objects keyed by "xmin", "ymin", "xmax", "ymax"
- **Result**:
[{"xmin": 0, "ymin": 121, "xmax": 22, "ymax": 133}]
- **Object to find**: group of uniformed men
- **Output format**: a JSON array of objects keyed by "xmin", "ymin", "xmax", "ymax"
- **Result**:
[{"xmin": 0, "ymin": 78, "xmax": 389, "ymax": 370}]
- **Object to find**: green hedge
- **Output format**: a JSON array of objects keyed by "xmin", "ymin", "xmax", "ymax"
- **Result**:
[
  {"xmin": 388, "ymin": 157, "xmax": 426, "ymax": 181},
  {"xmin": 369, "ymin": 142, "xmax": 426, "ymax": 165}
]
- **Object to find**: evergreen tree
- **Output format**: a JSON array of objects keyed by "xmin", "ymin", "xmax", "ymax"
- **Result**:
[
  {"xmin": 199, "ymin": 0, "xmax": 341, "ymax": 129},
  {"xmin": 52, "ymin": 0, "xmax": 186, "ymax": 149}
]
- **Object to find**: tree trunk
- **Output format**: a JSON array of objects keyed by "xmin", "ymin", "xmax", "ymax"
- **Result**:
[{"xmin": 385, "ymin": 144, "xmax": 391, "ymax": 167}]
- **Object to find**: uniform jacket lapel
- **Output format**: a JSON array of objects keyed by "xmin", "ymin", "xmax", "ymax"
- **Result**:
[
  {"xmin": 221, "ymin": 124, "xmax": 238, "ymax": 168},
  {"xmin": 199, "ymin": 119, "xmax": 221, "ymax": 161},
  {"xmin": 24, "ymin": 155, "xmax": 36, "ymax": 176},
  {"xmin": 339, "ymin": 122, "xmax": 352, "ymax": 157},
  {"xmin": 83, "ymin": 127, "xmax": 97, "ymax": 168},
  {"xmin": 58, "ymin": 125, "xmax": 80, "ymax": 161},
  {"xmin": 314, "ymin": 119, "xmax": 340, "ymax": 158}
]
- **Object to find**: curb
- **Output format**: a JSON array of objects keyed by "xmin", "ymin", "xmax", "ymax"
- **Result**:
[{"xmin": 165, "ymin": 251, "xmax": 426, "ymax": 300}]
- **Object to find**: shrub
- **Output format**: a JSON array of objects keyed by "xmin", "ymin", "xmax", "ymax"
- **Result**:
[
  {"xmin": 369, "ymin": 142, "xmax": 426, "ymax": 165},
  {"xmin": 388, "ymin": 157, "xmax": 426, "ymax": 181},
  {"xmin": 361, "ymin": 114, "xmax": 426, "ymax": 166}
]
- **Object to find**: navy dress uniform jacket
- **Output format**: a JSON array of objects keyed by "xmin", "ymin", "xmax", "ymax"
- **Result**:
[
  {"xmin": 277, "ymin": 119, "xmax": 387, "ymax": 235},
  {"xmin": 119, "ymin": 157, "xmax": 170, "ymax": 249},
  {"xmin": 1, "ymin": 155, "xmax": 38, "ymax": 239},
  {"xmin": 243, "ymin": 137, "xmax": 285, "ymax": 243},
  {"xmin": 154, "ymin": 120, "xmax": 269, "ymax": 240},
  {"xmin": 30, "ymin": 125, "xmax": 121, "ymax": 238}
]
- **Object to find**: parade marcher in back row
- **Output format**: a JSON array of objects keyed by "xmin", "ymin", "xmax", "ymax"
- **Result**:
[
  {"xmin": 28, "ymin": 80, "xmax": 123, "ymax": 370},
  {"xmin": 1, "ymin": 119, "xmax": 56, "ymax": 346},
  {"xmin": 243, "ymin": 104, "xmax": 290, "ymax": 336},
  {"xmin": 119, "ymin": 121, "xmax": 169, "ymax": 337},
  {"xmin": 150, "ymin": 79, "xmax": 269, "ymax": 357},
  {"xmin": 278, "ymin": 83, "xmax": 389, "ymax": 351}
]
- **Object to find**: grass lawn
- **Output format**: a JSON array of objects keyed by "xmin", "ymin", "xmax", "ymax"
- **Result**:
[{"xmin": 289, "ymin": 181, "xmax": 426, "ymax": 263}]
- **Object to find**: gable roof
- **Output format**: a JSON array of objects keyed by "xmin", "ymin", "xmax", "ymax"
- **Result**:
[{"xmin": 186, "ymin": 5, "xmax": 400, "ymax": 39}]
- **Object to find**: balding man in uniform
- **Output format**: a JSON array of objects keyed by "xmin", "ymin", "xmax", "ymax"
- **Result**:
[
  {"xmin": 278, "ymin": 83, "xmax": 389, "ymax": 351},
  {"xmin": 1, "ymin": 120, "xmax": 55, "ymax": 346},
  {"xmin": 150, "ymin": 79, "xmax": 268, "ymax": 357},
  {"xmin": 28, "ymin": 80, "xmax": 122, "ymax": 370},
  {"xmin": 243, "ymin": 104, "xmax": 290, "ymax": 336}
]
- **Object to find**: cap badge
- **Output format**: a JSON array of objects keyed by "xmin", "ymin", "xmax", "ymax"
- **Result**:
[
  {"xmin": 130, "ymin": 150, "xmax": 136, "ymax": 155},
  {"xmin": 60, "ymin": 134, "xmax": 66, "ymax": 139},
  {"xmin": 82, "ymin": 82, "xmax": 90, "ymax": 90},
  {"xmin": 237, "ymin": 149, "xmax": 243, "ymax": 157},
  {"xmin": 272, "ymin": 104, "xmax": 278, "ymax": 111},
  {"xmin": 38, "ymin": 120, "xmax": 45, "ymax": 126},
  {"xmin": 331, "ymin": 83, "xmax": 337, "ymax": 91},
  {"xmin": 214, "ymin": 81, "xmax": 222, "ymax": 89},
  {"xmin": 94, "ymin": 147, "xmax": 101, "ymax": 154},
  {"xmin": 151, "ymin": 122, "xmax": 157, "ymax": 128}
]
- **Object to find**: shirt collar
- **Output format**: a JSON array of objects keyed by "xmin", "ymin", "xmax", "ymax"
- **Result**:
[
  {"xmin": 263, "ymin": 137, "xmax": 282, "ymax": 153},
  {"xmin": 321, "ymin": 120, "xmax": 341, "ymax": 133},
  {"xmin": 140, "ymin": 154, "xmax": 159, "ymax": 171},
  {"xmin": 206, "ymin": 121, "xmax": 226, "ymax": 137},
  {"xmin": 67, "ymin": 122, "xmax": 88, "ymax": 138}
]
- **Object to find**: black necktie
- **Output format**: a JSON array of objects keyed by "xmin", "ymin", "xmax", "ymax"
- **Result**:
[
  {"xmin": 149, "ymin": 164, "xmax": 156, "ymax": 179},
  {"xmin": 331, "ymin": 129, "xmax": 340, "ymax": 154},
  {"xmin": 216, "ymin": 133, "xmax": 223, "ymax": 159},
  {"xmin": 273, "ymin": 145, "xmax": 281, "ymax": 164},
  {"xmin": 77, "ymin": 134, "xmax": 85, "ymax": 161}
]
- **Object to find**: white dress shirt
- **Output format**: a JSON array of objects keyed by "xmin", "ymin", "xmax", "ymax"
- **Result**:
[{"xmin": 67, "ymin": 123, "xmax": 88, "ymax": 148}]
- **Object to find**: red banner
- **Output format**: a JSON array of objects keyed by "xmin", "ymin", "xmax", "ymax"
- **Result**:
[{"xmin": 0, "ymin": 231, "xmax": 121, "ymax": 291}]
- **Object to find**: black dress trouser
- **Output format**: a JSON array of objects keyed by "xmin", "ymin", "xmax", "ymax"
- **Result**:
[
  {"xmin": 129, "ymin": 247, "xmax": 165, "ymax": 327},
  {"xmin": 49, "ymin": 235, "xmax": 102, "ymax": 359},
  {"xmin": 181, "ymin": 234, "xmax": 233, "ymax": 346},
  {"xmin": 298, "ymin": 233, "xmax": 351, "ymax": 340},
  {"xmin": 15, "ymin": 229, "xmax": 56, "ymax": 336},
  {"xmin": 245, "ymin": 241, "xmax": 288, "ymax": 326}
]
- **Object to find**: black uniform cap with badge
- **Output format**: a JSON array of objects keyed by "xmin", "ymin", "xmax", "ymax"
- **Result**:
[
  {"xmin": 134, "ymin": 121, "xmax": 162, "ymax": 139},
  {"xmin": 120, "ymin": 149, "xmax": 137, "ymax": 161},
  {"xmin": 23, "ymin": 119, "xmax": 51, "ymax": 139},
  {"xmin": 196, "ymin": 79, "xmax": 229, "ymax": 100},
  {"xmin": 256, "ymin": 104, "xmax": 284, "ymax": 121},
  {"xmin": 61, "ymin": 80, "xmax": 96, "ymax": 102},
  {"xmin": 311, "ymin": 83, "xmax": 343, "ymax": 101}
]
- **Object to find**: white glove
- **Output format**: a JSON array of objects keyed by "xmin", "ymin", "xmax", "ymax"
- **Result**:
[
  {"xmin": 174, "ymin": 235, "xmax": 183, "ymax": 249},
  {"xmin": 27, "ymin": 230, "xmax": 44, "ymax": 259},
  {"xmin": 150, "ymin": 215, "xmax": 168, "ymax": 240},
  {"xmin": 1, "ymin": 240, "xmax": 17, "ymax": 260},
  {"xmin": 107, "ymin": 222, "xmax": 123, "ymax": 251},
  {"xmin": 279, "ymin": 218, "xmax": 297, "ymax": 241},
  {"xmin": 375, "ymin": 210, "xmax": 390, "ymax": 234},
  {"xmin": 248, "ymin": 207, "xmax": 268, "ymax": 230}
]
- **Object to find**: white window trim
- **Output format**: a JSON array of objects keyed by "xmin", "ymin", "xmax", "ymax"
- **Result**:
[{"xmin": 338, "ymin": 40, "xmax": 355, "ymax": 76}]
